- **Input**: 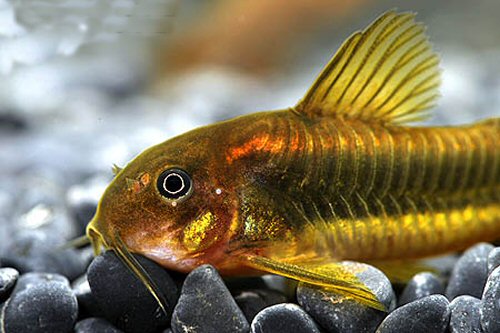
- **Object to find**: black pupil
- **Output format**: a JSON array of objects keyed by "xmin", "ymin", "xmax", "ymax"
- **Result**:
[
  {"xmin": 157, "ymin": 169, "xmax": 191, "ymax": 200},
  {"xmin": 165, "ymin": 174, "xmax": 183, "ymax": 193}
]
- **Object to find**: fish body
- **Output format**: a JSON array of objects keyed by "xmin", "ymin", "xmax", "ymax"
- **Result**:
[
  {"xmin": 87, "ymin": 11, "xmax": 500, "ymax": 310},
  {"xmin": 222, "ymin": 111, "xmax": 499, "ymax": 262}
]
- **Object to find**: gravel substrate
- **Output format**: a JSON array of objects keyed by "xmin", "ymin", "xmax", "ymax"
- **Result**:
[
  {"xmin": 0, "ymin": 235, "xmax": 499, "ymax": 332},
  {"xmin": 1, "ymin": 4, "xmax": 499, "ymax": 332}
]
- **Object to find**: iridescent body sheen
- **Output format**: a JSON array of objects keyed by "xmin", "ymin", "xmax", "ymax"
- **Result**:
[{"xmin": 86, "ymin": 11, "xmax": 500, "ymax": 310}]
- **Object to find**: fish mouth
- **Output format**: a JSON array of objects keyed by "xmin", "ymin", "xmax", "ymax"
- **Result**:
[{"xmin": 86, "ymin": 216, "xmax": 170, "ymax": 316}]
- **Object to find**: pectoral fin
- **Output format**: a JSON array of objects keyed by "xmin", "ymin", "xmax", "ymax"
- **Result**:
[
  {"xmin": 58, "ymin": 234, "xmax": 91, "ymax": 250},
  {"xmin": 242, "ymin": 255, "xmax": 386, "ymax": 311}
]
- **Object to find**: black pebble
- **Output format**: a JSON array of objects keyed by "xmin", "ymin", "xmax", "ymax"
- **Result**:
[
  {"xmin": 225, "ymin": 276, "xmax": 269, "ymax": 292},
  {"xmin": 480, "ymin": 266, "xmax": 500, "ymax": 333},
  {"xmin": 234, "ymin": 289, "xmax": 287, "ymax": 321},
  {"xmin": 375, "ymin": 295, "xmax": 450, "ymax": 333},
  {"xmin": 87, "ymin": 251, "xmax": 178, "ymax": 333},
  {"xmin": 250, "ymin": 303, "xmax": 321, "ymax": 333},
  {"xmin": 297, "ymin": 262, "xmax": 395, "ymax": 333},
  {"xmin": 0, "ymin": 113, "xmax": 28, "ymax": 132},
  {"xmin": 2, "ymin": 272, "xmax": 78, "ymax": 333},
  {"xmin": 487, "ymin": 247, "xmax": 500, "ymax": 275},
  {"xmin": 0, "ymin": 231, "xmax": 88, "ymax": 280},
  {"xmin": 398, "ymin": 272, "xmax": 444, "ymax": 306},
  {"xmin": 72, "ymin": 274, "xmax": 104, "ymax": 318},
  {"xmin": 75, "ymin": 318, "xmax": 123, "ymax": 333},
  {"xmin": 171, "ymin": 264, "xmax": 249, "ymax": 333},
  {"xmin": 449, "ymin": 295, "xmax": 483, "ymax": 333},
  {"xmin": 0, "ymin": 267, "xmax": 19, "ymax": 300},
  {"xmin": 446, "ymin": 243, "xmax": 493, "ymax": 300},
  {"xmin": 65, "ymin": 174, "xmax": 109, "ymax": 235},
  {"xmin": 71, "ymin": 202, "xmax": 97, "ymax": 235},
  {"xmin": 14, "ymin": 271, "xmax": 68, "ymax": 289}
]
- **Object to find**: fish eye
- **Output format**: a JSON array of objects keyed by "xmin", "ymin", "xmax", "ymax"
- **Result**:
[{"xmin": 157, "ymin": 168, "xmax": 192, "ymax": 200}]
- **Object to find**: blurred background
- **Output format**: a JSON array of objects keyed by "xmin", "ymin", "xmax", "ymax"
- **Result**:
[{"xmin": 0, "ymin": 0, "xmax": 499, "ymax": 254}]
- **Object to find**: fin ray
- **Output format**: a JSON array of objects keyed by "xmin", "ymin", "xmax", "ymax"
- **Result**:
[
  {"xmin": 295, "ymin": 10, "xmax": 441, "ymax": 124},
  {"xmin": 242, "ymin": 255, "xmax": 386, "ymax": 311}
]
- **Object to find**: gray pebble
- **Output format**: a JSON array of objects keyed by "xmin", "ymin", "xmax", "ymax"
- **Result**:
[
  {"xmin": 0, "ymin": 231, "xmax": 88, "ymax": 280},
  {"xmin": 225, "ymin": 276, "xmax": 268, "ymax": 292},
  {"xmin": 250, "ymin": 303, "xmax": 321, "ymax": 333},
  {"xmin": 66, "ymin": 174, "xmax": 108, "ymax": 234},
  {"xmin": 480, "ymin": 266, "xmax": 500, "ymax": 333},
  {"xmin": 72, "ymin": 274, "xmax": 104, "ymax": 318},
  {"xmin": 487, "ymin": 247, "xmax": 500, "ymax": 275},
  {"xmin": 399, "ymin": 272, "xmax": 444, "ymax": 306},
  {"xmin": 446, "ymin": 243, "xmax": 494, "ymax": 299},
  {"xmin": 88, "ymin": 251, "xmax": 178, "ymax": 333},
  {"xmin": 449, "ymin": 295, "xmax": 483, "ymax": 333},
  {"xmin": 0, "ymin": 267, "xmax": 19, "ymax": 300},
  {"xmin": 12, "ymin": 171, "xmax": 78, "ymax": 240},
  {"xmin": 13, "ymin": 271, "xmax": 69, "ymax": 290},
  {"xmin": 2, "ymin": 273, "xmax": 78, "ymax": 333},
  {"xmin": 376, "ymin": 295, "xmax": 450, "ymax": 333},
  {"xmin": 0, "ymin": 113, "xmax": 27, "ymax": 133},
  {"xmin": 75, "ymin": 318, "xmax": 123, "ymax": 333},
  {"xmin": 297, "ymin": 261, "xmax": 395, "ymax": 333},
  {"xmin": 171, "ymin": 264, "xmax": 249, "ymax": 333},
  {"xmin": 234, "ymin": 289, "xmax": 287, "ymax": 321}
]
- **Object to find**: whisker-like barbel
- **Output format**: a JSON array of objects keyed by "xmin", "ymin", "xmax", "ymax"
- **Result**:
[{"xmin": 113, "ymin": 232, "xmax": 170, "ymax": 316}]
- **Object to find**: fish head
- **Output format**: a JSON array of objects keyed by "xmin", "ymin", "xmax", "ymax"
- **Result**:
[{"xmin": 86, "ymin": 128, "xmax": 239, "ymax": 273}]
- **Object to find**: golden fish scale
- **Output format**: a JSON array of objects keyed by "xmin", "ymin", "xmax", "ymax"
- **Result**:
[{"xmin": 228, "ymin": 111, "xmax": 500, "ymax": 261}]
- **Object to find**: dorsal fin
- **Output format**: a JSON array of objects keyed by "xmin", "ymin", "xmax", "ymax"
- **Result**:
[
  {"xmin": 295, "ymin": 11, "xmax": 441, "ymax": 124},
  {"xmin": 112, "ymin": 164, "xmax": 123, "ymax": 176}
]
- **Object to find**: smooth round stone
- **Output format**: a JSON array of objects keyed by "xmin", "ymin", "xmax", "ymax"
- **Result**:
[
  {"xmin": 449, "ymin": 295, "xmax": 483, "ymax": 333},
  {"xmin": 234, "ymin": 289, "xmax": 287, "ymax": 321},
  {"xmin": 399, "ymin": 272, "xmax": 444, "ymax": 306},
  {"xmin": 487, "ymin": 247, "xmax": 500, "ymax": 275},
  {"xmin": 376, "ymin": 295, "xmax": 450, "ymax": 333},
  {"xmin": 225, "ymin": 276, "xmax": 268, "ymax": 292},
  {"xmin": 0, "ymin": 267, "xmax": 19, "ymax": 300},
  {"xmin": 480, "ymin": 266, "xmax": 500, "ymax": 333},
  {"xmin": 0, "ymin": 231, "xmax": 88, "ymax": 280},
  {"xmin": 297, "ymin": 261, "xmax": 396, "ymax": 333},
  {"xmin": 70, "ymin": 202, "xmax": 97, "ymax": 235},
  {"xmin": 0, "ymin": 113, "xmax": 27, "ymax": 132},
  {"xmin": 171, "ymin": 265, "xmax": 249, "ymax": 333},
  {"xmin": 250, "ymin": 303, "xmax": 321, "ymax": 333},
  {"xmin": 2, "ymin": 273, "xmax": 78, "ymax": 333},
  {"xmin": 13, "ymin": 176, "xmax": 78, "ymax": 240},
  {"xmin": 87, "ymin": 251, "xmax": 178, "ymax": 333},
  {"xmin": 65, "ymin": 174, "xmax": 108, "ymax": 234},
  {"xmin": 13, "ymin": 272, "xmax": 69, "ymax": 290},
  {"xmin": 262, "ymin": 274, "xmax": 296, "ymax": 296},
  {"xmin": 75, "ymin": 318, "xmax": 123, "ymax": 333},
  {"xmin": 446, "ymin": 243, "xmax": 494, "ymax": 300},
  {"xmin": 72, "ymin": 274, "xmax": 104, "ymax": 318}
]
